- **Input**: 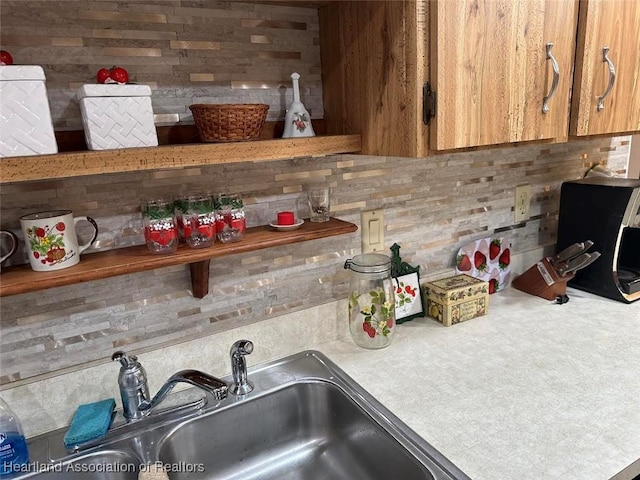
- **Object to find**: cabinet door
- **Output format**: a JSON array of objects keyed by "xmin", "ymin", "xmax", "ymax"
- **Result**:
[
  {"xmin": 431, "ymin": 0, "xmax": 578, "ymax": 150},
  {"xmin": 571, "ymin": 0, "xmax": 640, "ymax": 136}
]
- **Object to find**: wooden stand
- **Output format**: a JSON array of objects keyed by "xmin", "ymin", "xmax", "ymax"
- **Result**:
[{"xmin": 512, "ymin": 257, "xmax": 575, "ymax": 301}]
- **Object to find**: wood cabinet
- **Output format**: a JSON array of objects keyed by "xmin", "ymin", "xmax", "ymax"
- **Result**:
[
  {"xmin": 431, "ymin": 0, "xmax": 578, "ymax": 150},
  {"xmin": 570, "ymin": 0, "xmax": 640, "ymax": 136},
  {"xmin": 320, "ymin": 1, "xmax": 429, "ymax": 157},
  {"xmin": 320, "ymin": 0, "xmax": 638, "ymax": 156}
]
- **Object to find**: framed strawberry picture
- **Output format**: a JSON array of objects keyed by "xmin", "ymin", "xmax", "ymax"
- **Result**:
[
  {"xmin": 390, "ymin": 243, "xmax": 424, "ymax": 324},
  {"xmin": 455, "ymin": 236, "xmax": 512, "ymax": 294}
]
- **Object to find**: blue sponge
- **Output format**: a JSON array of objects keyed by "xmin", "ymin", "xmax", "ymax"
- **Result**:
[{"xmin": 63, "ymin": 398, "xmax": 115, "ymax": 448}]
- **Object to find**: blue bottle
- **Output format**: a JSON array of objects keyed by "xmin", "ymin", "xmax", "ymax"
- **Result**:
[{"xmin": 0, "ymin": 397, "xmax": 29, "ymax": 476}]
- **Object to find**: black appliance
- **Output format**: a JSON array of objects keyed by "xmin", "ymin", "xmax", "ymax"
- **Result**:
[{"xmin": 557, "ymin": 177, "xmax": 640, "ymax": 303}]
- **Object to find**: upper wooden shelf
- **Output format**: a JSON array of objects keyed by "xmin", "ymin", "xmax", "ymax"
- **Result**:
[
  {"xmin": 0, "ymin": 134, "xmax": 361, "ymax": 184},
  {"xmin": 0, "ymin": 217, "xmax": 358, "ymax": 297}
]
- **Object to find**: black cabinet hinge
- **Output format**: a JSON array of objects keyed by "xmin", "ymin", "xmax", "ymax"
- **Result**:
[{"xmin": 423, "ymin": 82, "xmax": 436, "ymax": 125}]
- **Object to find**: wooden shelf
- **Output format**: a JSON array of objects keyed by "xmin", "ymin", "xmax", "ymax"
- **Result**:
[
  {"xmin": 0, "ymin": 218, "xmax": 358, "ymax": 298},
  {"xmin": 0, "ymin": 134, "xmax": 361, "ymax": 184}
]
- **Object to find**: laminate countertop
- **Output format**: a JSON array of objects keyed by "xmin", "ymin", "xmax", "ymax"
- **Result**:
[{"xmin": 315, "ymin": 287, "xmax": 640, "ymax": 480}]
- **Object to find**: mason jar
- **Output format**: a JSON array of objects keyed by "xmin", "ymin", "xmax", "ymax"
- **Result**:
[{"xmin": 344, "ymin": 253, "xmax": 396, "ymax": 349}]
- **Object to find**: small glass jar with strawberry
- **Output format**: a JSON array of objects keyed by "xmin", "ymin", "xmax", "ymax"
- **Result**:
[
  {"xmin": 183, "ymin": 194, "xmax": 216, "ymax": 249},
  {"xmin": 215, "ymin": 194, "xmax": 246, "ymax": 243},
  {"xmin": 142, "ymin": 199, "xmax": 179, "ymax": 254},
  {"xmin": 173, "ymin": 195, "xmax": 190, "ymax": 243}
]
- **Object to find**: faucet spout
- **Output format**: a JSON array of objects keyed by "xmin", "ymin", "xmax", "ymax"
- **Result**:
[
  {"xmin": 113, "ymin": 351, "xmax": 228, "ymax": 422},
  {"xmin": 230, "ymin": 339, "xmax": 254, "ymax": 395},
  {"xmin": 140, "ymin": 369, "xmax": 228, "ymax": 414}
]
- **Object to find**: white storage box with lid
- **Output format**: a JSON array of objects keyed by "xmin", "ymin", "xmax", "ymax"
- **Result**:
[
  {"xmin": 0, "ymin": 65, "xmax": 58, "ymax": 157},
  {"xmin": 78, "ymin": 84, "xmax": 158, "ymax": 150}
]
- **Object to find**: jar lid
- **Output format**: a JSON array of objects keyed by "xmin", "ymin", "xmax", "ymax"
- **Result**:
[{"xmin": 344, "ymin": 253, "xmax": 391, "ymax": 274}]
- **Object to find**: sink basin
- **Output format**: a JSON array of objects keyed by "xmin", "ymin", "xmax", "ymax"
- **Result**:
[
  {"xmin": 16, "ymin": 450, "xmax": 139, "ymax": 479},
  {"xmin": 18, "ymin": 351, "xmax": 469, "ymax": 480},
  {"xmin": 159, "ymin": 381, "xmax": 434, "ymax": 480}
]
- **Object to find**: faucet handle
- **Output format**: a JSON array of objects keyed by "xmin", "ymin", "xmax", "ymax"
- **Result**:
[{"xmin": 111, "ymin": 350, "xmax": 139, "ymax": 369}]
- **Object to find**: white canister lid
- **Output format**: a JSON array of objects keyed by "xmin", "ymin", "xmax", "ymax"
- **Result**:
[
  {"xmin": 0, "ymin": 65, "xmax": 46, "ymax": 82},
  {"xmin": 77, "ymin": 83, "xmax": 152, "ymax": 99}
]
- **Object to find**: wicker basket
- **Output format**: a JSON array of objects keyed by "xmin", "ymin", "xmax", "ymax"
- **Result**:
[{"xmin": 189, "ymin": 103, "xmax": 269, "ymax": 142}]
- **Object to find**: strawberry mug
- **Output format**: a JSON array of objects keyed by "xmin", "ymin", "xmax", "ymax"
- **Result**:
[
  {"xmin": 0, "ymin": 230, "xmax": 18, "ymax": 265},
  {"xmin": 19, "ymin": 210, "xmax": 98, "ymax": 272}
]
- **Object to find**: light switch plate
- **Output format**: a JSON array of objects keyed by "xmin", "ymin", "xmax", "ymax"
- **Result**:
[{"xmin": 361, "ymin": 210, "xmax": 384, "ymax": 253}]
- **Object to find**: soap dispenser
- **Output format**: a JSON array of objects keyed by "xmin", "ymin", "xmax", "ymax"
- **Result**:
[{"xmin": 0, "ymin": 397, "xmax": 29, "ymax": 476}]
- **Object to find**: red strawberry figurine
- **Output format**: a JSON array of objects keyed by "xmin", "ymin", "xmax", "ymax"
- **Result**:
[
  {"xmin": 96, "ymin": 68, "xmax": 111, "ymax": 84},
  {"xmin": 499, "ymin": 248, "xmax": 511, "ymax": 269},
  {"xmin": 0, "ymin": 50, "xmax": 14, "ymax": 65},
  {"xmin": 474, "ymin": 251, "xmax": 487, "ymax": 271},
  {"xmin": 489, "ymin": 239, "xmax": 501, "ymax": 260},
  {"xmin": 488, "ymin": 278, "xmax": 499, "ymax": 294},
  {"xmin": 457, "ymin": 253, "xmax": 472, "ymax": 271}
]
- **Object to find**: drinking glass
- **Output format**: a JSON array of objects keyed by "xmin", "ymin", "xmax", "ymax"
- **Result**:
[
  {"xmin": 307, "ymin": 187, "xmax": 330, "ymax": 222},
  {"xmin": 215, "ymin": 193, "xmax": 246, "ymax": 243},
  {"xmin": 183, "ymin": 194, "xmax": 216, "ymax": 249},
  {"xmin": 142, "ymin": 199, "xmax": 178, "ymax": 254}
]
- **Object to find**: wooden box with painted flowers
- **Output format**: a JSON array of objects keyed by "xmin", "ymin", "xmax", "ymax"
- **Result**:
[{"xmin": 424, "ymin": 274, "xmax": 489, "ymax": 327}]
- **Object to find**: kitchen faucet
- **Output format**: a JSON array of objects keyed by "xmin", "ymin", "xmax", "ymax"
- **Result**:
[
  {"xmin": 230, "ymin": 339, "xmax": 254, "ymax": 395},
  {"xmin": 112, "ymin": 351, "xmax": 228, "ymax": 422}
]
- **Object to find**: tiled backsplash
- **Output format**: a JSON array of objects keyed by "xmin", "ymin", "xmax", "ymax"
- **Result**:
[
  {"xmin": 0, "ymin": 0, "xmax": 324, "ymax": 130},
  {"xmin": 0, "ymin": 1, "xmax": 633, "ymax": 386},
  {"xmin": 0, "ymin": 137, "xmax": 631, "ymax": 385}
]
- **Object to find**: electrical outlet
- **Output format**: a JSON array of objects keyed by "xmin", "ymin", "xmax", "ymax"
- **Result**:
[
  {"xmin": 361, "ymin": 210, "xmax": 384, "ymax": 253},
  {"xmin": 514, "ymin": 184, "xmax": 531, "ymax": 223}
]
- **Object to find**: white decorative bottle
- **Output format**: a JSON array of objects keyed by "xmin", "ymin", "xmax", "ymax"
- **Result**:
[{"xmin": 283, "ymin": 72, "xmax": 315, "ymax": 138}]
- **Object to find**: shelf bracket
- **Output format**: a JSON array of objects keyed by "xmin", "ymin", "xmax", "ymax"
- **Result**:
[{"xmin": 190, "ymin": 260, "xmax": 211, "ymax": 299}]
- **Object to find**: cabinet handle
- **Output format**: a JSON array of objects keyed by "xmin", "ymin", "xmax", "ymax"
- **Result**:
[
  {"xmin": 597, "ymin": 46, "xmax": 616, "ymax": 111},
  {"xmin": 542, "ymin": 43, "xmax": 559, "ymax": 114}
]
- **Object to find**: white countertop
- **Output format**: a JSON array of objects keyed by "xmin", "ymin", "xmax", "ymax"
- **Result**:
[{"xmin": 314, "ymin": 287, "xmax": 640, "ymax": 480}]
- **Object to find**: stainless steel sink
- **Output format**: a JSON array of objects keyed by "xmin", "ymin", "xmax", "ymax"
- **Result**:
[
  {"xmin": 159, "ymin": 382, "xmax": 437, "ymax": 480},
  {"xmin": 18, "ymin": 351, "xmax": 470, "ymax": 480}
]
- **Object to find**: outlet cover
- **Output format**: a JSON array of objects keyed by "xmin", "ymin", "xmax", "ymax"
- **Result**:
[
  {"xmin": 361, "ymin": 210, "xmax": 384, "ymax": 253},
  {"xmin": 514, "ymin": 184, "xmax": 531, "ymax": 223}
]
